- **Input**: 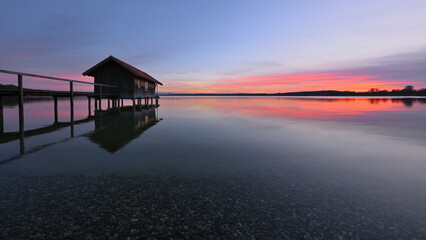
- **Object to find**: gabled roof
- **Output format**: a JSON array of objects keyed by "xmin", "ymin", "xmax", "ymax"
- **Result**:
[{"xmin": 83, "ymin": 55, "xmax": 163, "ymax": 85}]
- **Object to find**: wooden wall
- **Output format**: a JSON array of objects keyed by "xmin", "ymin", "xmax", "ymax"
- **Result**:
[
  {"xmin": 92, "ymin": 61, "xmax": 157, "ymax": 99},
  {"xmin": 133, "ymin": 78, "xmax": 156, "ymax": 98},
  {"xmin": 93, "ymin": 61, "xmax": 134, "ymax": 98}
]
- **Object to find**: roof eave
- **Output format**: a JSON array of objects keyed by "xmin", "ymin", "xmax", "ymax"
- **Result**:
[{"xmin": 82, "ymin": 56, "xmax": 114, "ymax": 76}]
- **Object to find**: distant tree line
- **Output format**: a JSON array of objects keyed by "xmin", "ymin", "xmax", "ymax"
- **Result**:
[{"xmin": 362, "ymin": 85, "xmax": 426, "ymax": 96}]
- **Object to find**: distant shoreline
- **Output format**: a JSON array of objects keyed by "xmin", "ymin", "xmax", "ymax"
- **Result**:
[{"xmin": 2, "ymin": 83, "xmax": 425, "ymax": 97}]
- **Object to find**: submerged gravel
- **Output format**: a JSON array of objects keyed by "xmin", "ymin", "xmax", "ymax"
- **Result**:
[{"xmin": 0, "ymin": 173, "xmax": 425, "ymax": 239}]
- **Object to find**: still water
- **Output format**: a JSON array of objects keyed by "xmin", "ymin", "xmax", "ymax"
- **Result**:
[{"xmin": 1, "ymin": 97, "xmax": 425, "ymax": 239}]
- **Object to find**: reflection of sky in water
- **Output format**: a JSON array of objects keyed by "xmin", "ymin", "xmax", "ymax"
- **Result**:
[
  {"xmin": 1, "ymin": 96, "xmax": 426, "ymax": 238},
  {"xmin": 0, "ymin": 97, "xmax": 425, "ymax": 186}
]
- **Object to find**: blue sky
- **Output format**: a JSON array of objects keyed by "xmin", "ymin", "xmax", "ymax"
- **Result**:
[{"xmin": 1, "ymin": 0, "xmax": 425, "ymax": 92}]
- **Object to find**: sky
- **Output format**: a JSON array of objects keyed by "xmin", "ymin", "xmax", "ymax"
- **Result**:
[{"xmin": 0, "ymin": 0, "xmax": 425, "ymax": 93}]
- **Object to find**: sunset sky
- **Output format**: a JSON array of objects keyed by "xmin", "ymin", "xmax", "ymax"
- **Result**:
[{"xmin": 1, "ymin": 0, "xmax": 425, "ymax": 93}]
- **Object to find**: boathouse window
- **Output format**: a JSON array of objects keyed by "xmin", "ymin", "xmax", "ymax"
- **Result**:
[
  {"xmin": 145, "ymin": 81, "xmax": 148, "ymax": 91},
  {"xmin": 137, "ymin": 79, "xmax": 141, "ymax": 88}
]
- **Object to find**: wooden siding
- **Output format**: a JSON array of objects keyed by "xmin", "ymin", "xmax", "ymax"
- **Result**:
[
  {"xmin": 93, "ymin": 61, "xmax": 134, "ymax": 98},
  {"xmin": 133, "ymin": 78, "xmax": 156, "ymax": 98}
]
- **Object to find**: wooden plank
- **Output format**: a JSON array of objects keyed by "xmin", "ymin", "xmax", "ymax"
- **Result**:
[
  {"xmin": 0, "ymin": 69, "xmax": 116, "ymax": 88},
  {"xmin": 0, "ymin": 89, "xmax": 118, "ymax": 98}
]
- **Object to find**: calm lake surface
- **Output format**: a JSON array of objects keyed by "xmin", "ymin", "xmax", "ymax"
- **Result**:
[{"xmin": 1, "ymin": 97, "xmax": 425, "ymax": 239}]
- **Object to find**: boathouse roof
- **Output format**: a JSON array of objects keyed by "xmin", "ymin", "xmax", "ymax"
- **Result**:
[{"xmin": 83, "ymin": 55, "xmax": 163, "ymax": 85}]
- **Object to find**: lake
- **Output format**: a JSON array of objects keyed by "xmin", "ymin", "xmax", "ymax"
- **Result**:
[{"xmin": 1, "ymin": 97, "xmax": 425, "ymax": 239}]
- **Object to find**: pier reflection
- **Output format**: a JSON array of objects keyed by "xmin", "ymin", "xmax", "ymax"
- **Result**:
[{"xmin": 0, "ymin": 106, "xmax": 161, "ymax": 163}]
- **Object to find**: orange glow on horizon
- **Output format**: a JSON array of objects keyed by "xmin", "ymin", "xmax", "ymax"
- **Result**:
[
  {"xmin": 160, "ymin": 71, "xmax": 418, "ymax": 93},
  {"xmin": 2, "ymin": 70, "xmax": 417, "ymax": 94}
]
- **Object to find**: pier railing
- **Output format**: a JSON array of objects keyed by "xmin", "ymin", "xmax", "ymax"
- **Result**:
[
  {"xmin": 0, "ymin": 69, "xmax": 117, "ymax": 152},
  {"xmin": 0, "ymin": 69, "xmax": 116, "ymax": 88}
]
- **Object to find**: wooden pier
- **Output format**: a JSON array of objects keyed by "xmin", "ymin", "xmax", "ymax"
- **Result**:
[{"xmin": 0, "ymin": 69, "xmax": 160, "ymax": 154}]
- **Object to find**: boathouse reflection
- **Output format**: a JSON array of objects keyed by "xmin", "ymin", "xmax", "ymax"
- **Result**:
[{"xmin": 87, "ymin": 107, "xmax": 161, "ymax": 153}]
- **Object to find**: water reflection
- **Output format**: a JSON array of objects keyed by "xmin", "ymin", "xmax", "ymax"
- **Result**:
[
  {"xmin": 1, "ymin": 97, "xmax": 426, "ymax": 239},
  {"xmin": 0, "ymin": 105, "xmax": 161, "ymax": 163},
  {"xmin": 87, "ymin": 107, "xmax": 161, "ymax": 153},
  {"xmin": 1, "ymin": 97, "xmax": 426, "ymax": 162},
  {"xmin": 200, "ymin": 97, "xmax": 426, "ymax": 122},
  {"xmin": 0, "ymin": 116, "xmax": 95, "ymax": 160}
]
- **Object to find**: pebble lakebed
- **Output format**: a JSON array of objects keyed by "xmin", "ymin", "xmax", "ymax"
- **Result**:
[{"xmin": 0, "ymin": 172, "xmax": 424, "ymax": 240}]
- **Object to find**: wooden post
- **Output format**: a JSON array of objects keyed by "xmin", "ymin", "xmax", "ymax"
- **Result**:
[
  {"xmin": 70, "ymin": 81, "xmax": 74, "ymax": 122},
  {"xmin": 54, "ymin": 96, "xmax": 58, "ymax": 124},
  {"xmin": 70, "ymin": 81, "xmax": 74, "ymax": 138},
  {"xmin": 99, "ymin": 87, "xmax": 102, "ymax": 111},
  {"xmin": 99, "ymin": 107, "xmax": 103, "ymax": 127},
  {"xmin": 0, "ymin": 95, "xmax": 4, "ymax": 133},
  {"xmin": 18, "ymin": 74, "xmax": 24, "ymax": 154},
  {"xmin": 131, "ymin": 98, "xmax": 134, "ymax": 111},
  {"xmin": 155, "ymin": 96, "xmax": 158, "ymax": 106},
  {"xmin": 121, "ymin": 98, "xmax": 124, "ymax": 107},
  {"xmin": 88, "ymin": 97, "xmax": 91, "ymax": 116},
  {"xmin": 108, "ymin": 99, "xmax": 110, "ymax": 109}
]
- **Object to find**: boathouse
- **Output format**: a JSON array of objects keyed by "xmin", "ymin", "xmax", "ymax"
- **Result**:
[{"xmin": 82, "ymin": 56, "xmax": 162, "ymax": 99}]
